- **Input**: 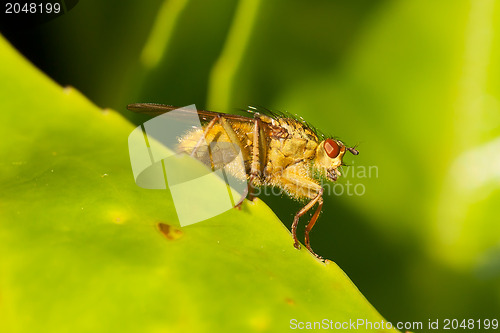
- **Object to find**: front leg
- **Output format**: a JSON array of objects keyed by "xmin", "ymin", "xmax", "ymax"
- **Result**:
[
  {"xmin": 304, "ymin": 194, "xmax": 323, "ymax": 256},
  {"xmin": 279, "ymin": 166, "xmax": 324, "ymax": 259}
]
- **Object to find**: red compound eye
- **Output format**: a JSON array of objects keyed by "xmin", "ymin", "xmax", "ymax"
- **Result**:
[{"xmin": 324, "ymin": 138, "xmax": 340, "ymax": 158}]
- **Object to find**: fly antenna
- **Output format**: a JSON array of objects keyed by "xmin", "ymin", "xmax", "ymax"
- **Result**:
[{"xmin": 347, "ymin": 143, "xmax": 359, "ymax": 155}]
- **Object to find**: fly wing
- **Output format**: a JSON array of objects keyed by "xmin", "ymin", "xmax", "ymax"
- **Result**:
[
  {"xmin": 127, "ymin": 103, "xmax": 182, "ymax": 116},
  {"xmin": 127, "ymin": 103, "xmax": 254, "ymax": 123}
]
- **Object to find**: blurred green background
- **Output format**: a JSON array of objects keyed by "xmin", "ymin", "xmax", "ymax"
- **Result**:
[{"xmin": 2, "ymin": 0, "xmax": 500, "ymax": 330}]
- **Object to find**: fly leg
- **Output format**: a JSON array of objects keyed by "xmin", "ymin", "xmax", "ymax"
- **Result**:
[
  {"xmin": 191, "ymin": 115, "xmax": 249, "ymax": 160},
  {"xmin": 189, "ymin": 114, "xmax": 250, "ymax": 209},
  {"xmin": 246, "ymin": 115, "xmax": 263, "ymax": 202},
  {"xmin": 291, "ymin": 189, "xmax": 324, "ymax": 260},
  {"xmin": 235, "ymin": 114, "xmax": 266, "ymax": 208},
  {"xmin": 190, "ymin": 115, "xmax": 220, "ymax": 158},
  {"xmin": 280, "ymin": 167, "xmax": 324, "ymax": 259},
  {"xmin": 304, "ymin": 194, "xmax": 323, "ymax": 257}
]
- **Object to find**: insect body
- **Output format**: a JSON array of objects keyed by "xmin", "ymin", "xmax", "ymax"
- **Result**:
[{"xmin": 127, "ymin": 103, "xmax": 359, "ymax": 259}]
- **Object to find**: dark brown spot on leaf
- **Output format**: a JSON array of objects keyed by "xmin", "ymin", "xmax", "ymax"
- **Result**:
[{"xmin": 157, "ymin": 222, "xmax": 183, "ymax": 240}]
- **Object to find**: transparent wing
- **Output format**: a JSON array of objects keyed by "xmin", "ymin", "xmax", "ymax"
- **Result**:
[{"xmin": 127, "ymin": 103, "xmax": 254, "ymax": 123}]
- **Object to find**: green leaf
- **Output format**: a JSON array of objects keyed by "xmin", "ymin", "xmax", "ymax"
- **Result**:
[{"xmin": 0, "ymin": 36, "xmax": 398, "ymax": 332}]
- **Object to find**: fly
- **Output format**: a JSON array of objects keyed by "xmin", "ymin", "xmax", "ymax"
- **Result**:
[{"xmin": 127, "ymin": 103, "xmax": 359, "ymax": 259}]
